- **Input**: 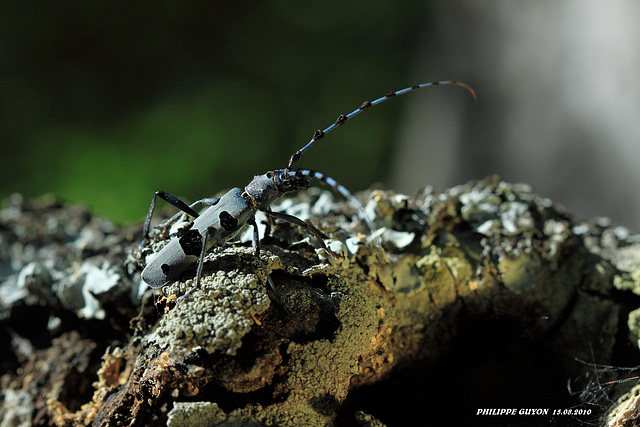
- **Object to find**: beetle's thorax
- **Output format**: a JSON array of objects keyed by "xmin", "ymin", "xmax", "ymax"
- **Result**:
[{"xmin": 243, "ymin": 169, "xmax": 309, "ymax": 208}]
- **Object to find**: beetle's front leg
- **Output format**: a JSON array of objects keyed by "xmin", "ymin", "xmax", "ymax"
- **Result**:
[
  {"xmin": 248, "ymin": 217, "xmax": 289, "ymax": 312},
  {"xmin": 261, "ymin": 207, "xmax": 277, "ymax": 239}
]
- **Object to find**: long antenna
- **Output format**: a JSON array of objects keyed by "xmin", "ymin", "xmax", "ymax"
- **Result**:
[{"xmin": 287, "ymin": 80, "xmax": 476, "ymax": 170}]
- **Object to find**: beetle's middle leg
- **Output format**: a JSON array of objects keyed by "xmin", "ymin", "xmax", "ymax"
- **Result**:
[{"xmin": 177, "ymin": 225, "xmax": 213, "ymax": 303}]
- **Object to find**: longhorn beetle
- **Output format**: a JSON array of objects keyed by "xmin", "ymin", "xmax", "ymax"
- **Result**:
[{"xmin": 140, "ymin": 81, "xmax": 476, "ymax": 303}]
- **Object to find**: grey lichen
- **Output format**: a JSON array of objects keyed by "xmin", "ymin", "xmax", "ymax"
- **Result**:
[{"xmin": 0, "ymin": 193, "xmax": 133, "ymax": 320}]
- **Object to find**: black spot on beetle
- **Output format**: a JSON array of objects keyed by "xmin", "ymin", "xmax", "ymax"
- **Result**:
[
  {"xmin": 176, "ymin": 222, "xmax": 193, "ymax": 238},
  {"xmin": 179, "ymin": 229, "xmax": 203, "ymax": 256},
  {"xmin": 219, "ymin": 211, "xmax": 238, "ymax": 231},
  {"xmin": 161, "ymin": 264, "xmax": 171, "ymax": 275}
]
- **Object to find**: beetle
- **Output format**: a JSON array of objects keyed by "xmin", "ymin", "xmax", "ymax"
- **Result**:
[{"xmin": 139, "ymin": 81, "xmax": 476, "ymax": 302}]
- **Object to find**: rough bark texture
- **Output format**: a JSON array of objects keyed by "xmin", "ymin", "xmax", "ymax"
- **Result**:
[{"xmin": 1, "ymin": 177, "xmax": 640, "ymax": 426}]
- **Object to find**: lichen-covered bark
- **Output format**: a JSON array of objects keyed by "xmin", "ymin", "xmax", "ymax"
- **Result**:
[{"xmin": 1, "ymin": 178, "xmax": 640, "ymax": 426}]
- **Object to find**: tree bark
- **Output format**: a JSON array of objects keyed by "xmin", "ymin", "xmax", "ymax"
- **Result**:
[{"xmin": 1, "ymin": 177, "xmax": 639, "ymax": 426}]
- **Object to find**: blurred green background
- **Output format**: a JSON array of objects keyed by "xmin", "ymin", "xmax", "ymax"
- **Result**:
[
  {"xmin": 4, "ymin": 2, "xmax": 640, "ymax": 229},
  {"xmin": 1, "ymin": 1, "xmax": 452, "ymax": 224}
]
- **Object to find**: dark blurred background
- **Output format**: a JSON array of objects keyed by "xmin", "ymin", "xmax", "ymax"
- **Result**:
[{"xmin": 2, "ymin": 1, "xmax": 639, "ymax": 231}]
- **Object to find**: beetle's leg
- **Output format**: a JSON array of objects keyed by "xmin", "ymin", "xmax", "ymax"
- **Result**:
[
  {"xmin": 263, "ymin": 210, "xmax": 343, "ymax": 259},
  {"xmin": 141, "ymin": 192, "xmax": 218, "ymax": 247},
  {"xmin": 248, "ymin": 217, "xmax": 290, "ymax": 313},
  {"xmin": 262, "ymin": 207, "xmax": 276, "ymax": 238},
  {"xmin": 190, "ymin": 197, "xmax": 221, "ymax": 209},
  {"xmin": 142, "ymin": 191, "xmax": 200, "ymax": 246},
  {"xmin": 159, "ymin": 197, "xmax": 221, "ymax": 240},
  {"xmin": 249, "ymin": 217, "xmax": 276, "ymax": 294},
  {"xmin": 178, "ymin": 226, "xmax": 212, "ymax": 303}
]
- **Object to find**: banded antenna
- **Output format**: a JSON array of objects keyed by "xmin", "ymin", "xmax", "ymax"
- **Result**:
[{"xmin": 287, "ymin": 80, "xmax": 476, "ymax": 170}]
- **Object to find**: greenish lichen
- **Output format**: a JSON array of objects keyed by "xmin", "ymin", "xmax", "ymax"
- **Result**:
[
  {"xmin": 150, "ymin": 247, "xmax": 272, "ymax": 356},
  {"xmin": 167, "ymin": 402, "xmax": 229, "ymax": 426}
]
